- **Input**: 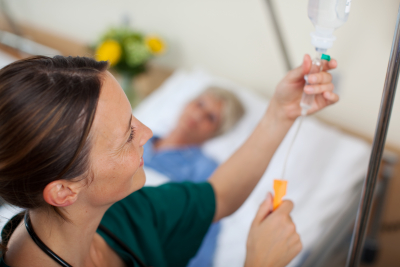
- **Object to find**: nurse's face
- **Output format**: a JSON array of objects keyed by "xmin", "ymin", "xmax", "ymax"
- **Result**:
[{"xmin": 85, "ymin": 71, "xmax": 152, "ymax": 207}]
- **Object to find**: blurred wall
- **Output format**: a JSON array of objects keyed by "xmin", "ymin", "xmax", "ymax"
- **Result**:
[{"xmin": 3, "ymin": 0, "xmax": 400, "ymax": 149}]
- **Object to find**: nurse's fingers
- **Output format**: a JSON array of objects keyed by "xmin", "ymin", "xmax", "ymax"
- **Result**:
[
  {"xmin": 274, "ymin": 200, "xmax": 294, "ymax": 216},
  {"xmin": 323, "ymin": 91, "xmax": 339, "ymax": 104},
  {"xmin": 307, "ymin": 72, "xmax": 332, "ymax": 85},
  {"xmin": 253, "ymin": 192, "xmax": 274, "ymax": 225},
  {"xmin": 286, "ymin": 54, "xmax": 312, "ymax": 82},
  {"xmin": 287, "ymin": 232, "xmax": 303, "ymax": 253},
  {"xmin": 322, "ymin": 59, "xmax": 338, "ymax": 71},
  {"xmin": 304, "ymin": 83, "xmax": 335, "ymax": 95}
]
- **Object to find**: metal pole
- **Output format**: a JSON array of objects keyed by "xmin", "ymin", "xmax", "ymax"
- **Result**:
[
  {"xmin": 264, "ymin": 0, "xmax": 292, "ymax": 71},
  {"xmin": 0, "ymin": 0, "xmax": 23, "ymax": 36},
  {"xmin": 346, "ymin": 4, "xmax": 400, "ymax": 267}
]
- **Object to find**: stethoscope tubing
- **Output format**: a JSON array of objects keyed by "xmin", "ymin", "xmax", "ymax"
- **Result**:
[
  {"xmin": 24, "ymin": 211, "xmax": 147, "ymax": 267},
  {"xmin": 24, "ymin": 212, "xmax": 72, "ymax": 267}
]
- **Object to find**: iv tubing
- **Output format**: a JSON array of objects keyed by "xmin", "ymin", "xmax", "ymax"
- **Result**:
[
  {"xmin": 281, "ymin": 115, "xmax": 304, "ymax": 180},
  {"xmin": 275, "ymin": 53, "xmax": 331, "ymax": 209},
  {"xmin": 274, "ymin": 114, "xmax": 304, "ymax": 210},
  {"xmin": 281, "ymin": 52, "xmax": 330, "ymax": 179}
]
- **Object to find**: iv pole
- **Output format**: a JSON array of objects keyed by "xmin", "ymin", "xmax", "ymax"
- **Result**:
[
  {"xmin": 346, "ymin": 4, "xmax": 400, "ymax": 267},
  {"xmin": 262, "ymin": 1, "xmax": 400, "ymax": 264},
  {"xmin": 264, "ymin": 0, "xmax": 292, "ymax": 71}
]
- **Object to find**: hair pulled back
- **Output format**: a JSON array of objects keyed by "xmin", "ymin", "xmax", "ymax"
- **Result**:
[{"xmin": 0, "ymin": 56, "xmax": 108, "ymax": 211}]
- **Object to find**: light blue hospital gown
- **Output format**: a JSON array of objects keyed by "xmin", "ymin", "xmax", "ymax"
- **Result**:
[{"xmin": 143, "ymin": 136, "xmax": 219, "ymax": 267}]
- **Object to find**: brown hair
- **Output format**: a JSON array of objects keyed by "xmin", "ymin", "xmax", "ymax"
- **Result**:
[{"xmin": 0, "ymin": 56, "xmax": 108, "ymax": 214}]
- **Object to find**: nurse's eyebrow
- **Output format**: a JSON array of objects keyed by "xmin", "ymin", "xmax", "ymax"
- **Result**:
[{"xmin": 125, "ymin": 115, "xmax": 132, "ymax": 136}]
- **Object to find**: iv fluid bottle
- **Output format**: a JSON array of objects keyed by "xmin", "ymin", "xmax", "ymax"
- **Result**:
[
  {"xmin": 300, "ymin": 0, "xmax": 351, "ymax": 114},
  {"xmin": 308, "ymin": 0, "xmax": 351, "ymax": 51}
]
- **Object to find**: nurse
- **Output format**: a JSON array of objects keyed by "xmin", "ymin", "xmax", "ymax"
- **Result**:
[{"xmin": 0, "ymin": 54, "xmax": 337, "ymax": 267}]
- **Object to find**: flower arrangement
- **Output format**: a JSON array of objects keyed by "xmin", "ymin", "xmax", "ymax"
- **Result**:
[
  {"xmin": 95, "ymin": 27, "xmax": 166, "ymax": 76},
  {"xmin": 94, "ymin": 27, "xmax": 166, "ymax": 105}
]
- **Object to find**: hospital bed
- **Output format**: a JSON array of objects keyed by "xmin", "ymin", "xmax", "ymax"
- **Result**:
[
  {"xmin": 0, "ymin": 49, "xmax": 381, "ymax": 266},
  {"xmin": 133, "ymin": 68, "xmax": 372, "ymax": 267}
]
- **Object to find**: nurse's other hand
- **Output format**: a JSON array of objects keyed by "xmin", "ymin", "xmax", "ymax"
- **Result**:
[
  {"xmin": 245, "ymin": 193, "xmax": 302, "ymax": 267},
  {"xmin": 271, "ymin": 54, "xmax": 338, "ymax": 121}
]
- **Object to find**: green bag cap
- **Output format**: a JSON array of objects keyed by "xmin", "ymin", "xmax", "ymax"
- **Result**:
[{"xmin": 321, "ymin": 54, "xmax": 331, "ymax": 61}]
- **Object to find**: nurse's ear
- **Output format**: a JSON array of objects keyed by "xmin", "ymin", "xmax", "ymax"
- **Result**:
[{"xmin": 43, "ymin": 180, "xmax": 82, "ymax": 207}]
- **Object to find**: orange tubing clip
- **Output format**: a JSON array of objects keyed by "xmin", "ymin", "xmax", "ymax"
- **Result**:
[{"xmin": 273, "ymin": 179, "xmax": 288, "ymax": 210}]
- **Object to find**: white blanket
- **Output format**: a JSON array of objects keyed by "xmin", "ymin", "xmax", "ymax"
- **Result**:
[{"xmin": 134, "ymin": 68, "xmax": 371, "ymax": 267}]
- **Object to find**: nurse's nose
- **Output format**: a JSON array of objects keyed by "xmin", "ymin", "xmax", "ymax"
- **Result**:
[{"xmin": 135, "ymin": 118, "xmax": 153, "ymax": 147}]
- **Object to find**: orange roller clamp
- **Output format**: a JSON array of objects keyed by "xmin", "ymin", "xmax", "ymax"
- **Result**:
[{"xmin": 273, "ymin": 179, "xmax": 287, "ymax": 210}]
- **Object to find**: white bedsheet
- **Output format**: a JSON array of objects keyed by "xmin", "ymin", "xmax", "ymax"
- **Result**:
[{"xmin": 135, "ymin": 68, "xmax": 371, "ymax": 267}]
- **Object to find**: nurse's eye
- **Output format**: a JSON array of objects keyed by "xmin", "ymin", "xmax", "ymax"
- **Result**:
[{"xmin": 127, "ymin": 126, "xmax": 135, "ymax": 143}]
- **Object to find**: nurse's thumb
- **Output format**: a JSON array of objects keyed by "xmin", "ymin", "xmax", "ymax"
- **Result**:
[
  {"xmin": 253, "ymin": 192, "xmax": 274, "ymax": 225},
  {"xmin": 286, "ymin": 54, "xmax": 312, "ymax": 82}
]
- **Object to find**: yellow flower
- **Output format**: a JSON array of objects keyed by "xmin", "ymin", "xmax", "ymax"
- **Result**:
[
  {"xmin": 95, "ymin": 40, "xmax": 122, "ymax": 66},
  {"xmin": 145, "ymin": 36, "xmax": 166, "ymax": 55}
]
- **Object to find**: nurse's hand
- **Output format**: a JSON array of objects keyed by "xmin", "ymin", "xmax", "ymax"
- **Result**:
[
  {"xmin": 271, "ymin": 54, "xmax": 338, "ymax": 121},
  {"xmin": 245, "ymin": 193, "xmax": 302, "ymax": 267}
]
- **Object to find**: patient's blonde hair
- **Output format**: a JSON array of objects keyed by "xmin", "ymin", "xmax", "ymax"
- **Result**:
[{"xmin": 201, "ymin": 86, "xmax": 245, "ymax": 136}]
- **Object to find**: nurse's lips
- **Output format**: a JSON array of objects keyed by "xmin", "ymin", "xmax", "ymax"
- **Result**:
[{"xmin": 139, "ymin": 157, "xmax": 144, "ymax": 167}]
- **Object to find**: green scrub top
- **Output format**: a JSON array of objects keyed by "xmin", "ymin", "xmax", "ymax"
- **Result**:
[{"xmin": 0, "ymin": 182, "xmax": 216, "ymax": 267}]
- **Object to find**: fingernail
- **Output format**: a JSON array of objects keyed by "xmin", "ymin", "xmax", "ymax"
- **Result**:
[
  {"xmin": 308, "ymin": 75, "xmax": 316, "ymax": 83},
  {"xmin": 305, "ymin": 86, "xmax": 314, "ymax": 93}
]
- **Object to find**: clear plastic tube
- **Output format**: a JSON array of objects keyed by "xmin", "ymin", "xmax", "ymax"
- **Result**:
[
  {"xmin": 281, "ymin": 116, "xmax": 304, "ymax": 180},
  {"xmin": 275, "ymin": 52, "xmax": 331, "ymax": 208},
  {"xmin": 281, "ymin": 52, "xmax": 330, "ymax": 179},
  {"xmin": 300, "ymin": 51, "xmax": 329, "ymax": 115}
]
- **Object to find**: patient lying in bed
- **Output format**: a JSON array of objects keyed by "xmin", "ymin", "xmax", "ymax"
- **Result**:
[{"xmin": 142, "ymin": 86, "xmax": 245, "ymax": 267}]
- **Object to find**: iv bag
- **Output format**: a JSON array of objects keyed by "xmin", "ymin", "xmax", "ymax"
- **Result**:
[
  {"xmin": 308, "ymin": 0, "xmax": 351, "ymax": 30},
  {"xmin": 308, "ymin": 0, "xmax": 351, "ymax": 50}
]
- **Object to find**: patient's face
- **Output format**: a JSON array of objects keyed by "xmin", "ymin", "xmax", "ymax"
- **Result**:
[{"xmin": 177, "ymin": 93, "xmax": 223, "ymax": 144}]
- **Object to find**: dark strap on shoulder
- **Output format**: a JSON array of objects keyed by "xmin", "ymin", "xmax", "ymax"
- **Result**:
[
  {"xmin": 2, "ymin": 211, "xmax": 147, "ymax": 267},
  {"xmin": 24, "ymin": 212, "xmax": 72, "ymax": 267},
  {"xmin": 98, "ymin": 224, "xmax": 147, "ymax": 267}
]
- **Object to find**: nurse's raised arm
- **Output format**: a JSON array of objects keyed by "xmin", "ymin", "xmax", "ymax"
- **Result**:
[{"xmin": 208, "ymin": 54, "xmax": 338, "ymax": 266}]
